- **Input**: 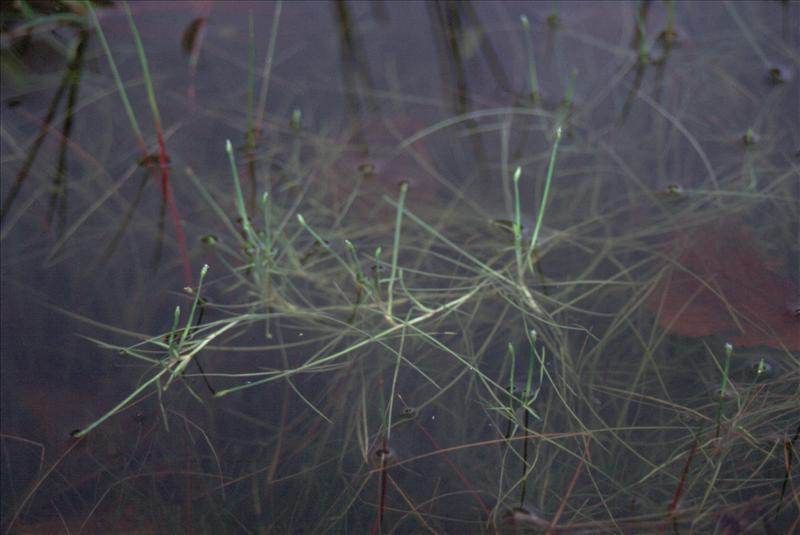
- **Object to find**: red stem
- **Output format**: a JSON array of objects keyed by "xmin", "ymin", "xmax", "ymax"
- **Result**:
[
  {"xmin": 371, "ymin": 436, "xmax": 389, "ymax": 535},
  {"xmin": 546, "ymin": 437, "xmax": 591, "ymax": 534},
  {"xmin": 155, "ymin": 131, "xmax": 193, "ymax": 287},
  {"xmin": 658, "ymin": 439, "xmax": 698, "ymax": 535}
]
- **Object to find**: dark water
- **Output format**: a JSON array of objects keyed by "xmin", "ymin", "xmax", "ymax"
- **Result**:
[{"xmin": 2, "ymin": 1, "xmax": 798, "ymax": 533}]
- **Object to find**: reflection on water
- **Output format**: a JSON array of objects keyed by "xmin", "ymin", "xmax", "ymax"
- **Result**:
[{"xmin": 2, "ymin": 1, "xmax": 798, "ymax": 533}]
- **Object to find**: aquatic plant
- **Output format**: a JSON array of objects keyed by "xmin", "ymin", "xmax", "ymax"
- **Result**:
[{"xmin": 2, "ymin": 2, "xmax": 798, "ymax": 534}]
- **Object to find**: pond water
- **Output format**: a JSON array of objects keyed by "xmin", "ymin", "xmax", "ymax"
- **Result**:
[{"xmin": 1, "ymin": 1, "xmax": 798, "ymax": 534}]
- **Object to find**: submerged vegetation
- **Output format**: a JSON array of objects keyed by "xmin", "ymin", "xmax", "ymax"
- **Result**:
[{"xmin": 1, "ymin": 1, "xmax": 798, "ymax": 534}]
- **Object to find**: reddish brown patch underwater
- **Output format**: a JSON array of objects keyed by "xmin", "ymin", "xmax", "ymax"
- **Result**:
[{"xmin": 647, "ymin": 222, "xmax": 800, "ymax": 351}]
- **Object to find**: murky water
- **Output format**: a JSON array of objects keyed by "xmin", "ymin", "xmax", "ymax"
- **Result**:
[{"xmin": 2, "ymin": 2, "xmax": 798, "ymax": 533}]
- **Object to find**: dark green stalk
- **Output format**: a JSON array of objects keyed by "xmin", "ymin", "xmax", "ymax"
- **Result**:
[
  {"xmin": 47, "ymin": 29, "xmax": 88, "ymax": 235},
  {"xmin": 634, "ymin": 0, "xmax": 650, "ymax": 64},
  {"xmin": 1, "ymin": 26, "xmax": 87, "ymax": 222},
  {"xmin": 665, "ymin": 0, "xmax": 675, "ymax": 40},
  {"xmin": 122, "ymin": 2, "xmax": 163, "ymax": 135},
  {"xmin": 83, "ymin": 0, "xmax": 143, "ymax": 141},
  {"xmin": 246, "ymin": 12, "xmax": 256, "ymax": 149},
  {"xmin": 520, "ymin": 15, "xmax": 540, "ymax": 106},
  {"xmin": 776, "ymin": 423, "xmax": 800, "ymax": 517},
  {"xmin": 512, "ymin": 165, "xmax": 524, "ymax": 272},
  {"xmin": 519, "ymin": 331, "xmax": 539, "ymax": 509},
  {"xmin": 177, "ymin": 264, "xmax": 210, "ymax": 349},
  {"xmin": 371, "ymin": 247, "xmax": 384, "ymax": 304},
  {"xmin": 254, "ymin": 0, "xmax": 283, "ymax": 135},
  {"xmin": 526, "ymin": 126, "xmax": 562, "ymax": 271},
  {"xmin": 386, "ymin": 182, "xmax": 409, "ymax": 321},
  {"xmin": 505, "ymin": 342, "xmax": 517, "ymax": 441},
  {"xmin": 714, "ymin": 343, "xmax": 733, "ymax": 439}
]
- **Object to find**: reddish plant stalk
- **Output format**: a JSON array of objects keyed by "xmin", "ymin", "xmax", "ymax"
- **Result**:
[
  {"xmin": 155, "ymin": 131, "xmax": 193, "ymax": 287},
  {"xmin": 371, "ymin": 436, "xmax": 389, "ymax": 535},
  {"xmin": 777, "ymin": 423, "xmax": 800, "ymax": 517},
  {"xmin": 547, "ymin": 437, "xmax": 591, "ymax": 535},
  {"xmin": 659, "ymin": 439, "xmax": 698, "ymax": 535}
]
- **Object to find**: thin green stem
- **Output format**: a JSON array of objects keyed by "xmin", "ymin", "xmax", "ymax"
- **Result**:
[
  {"xmin": 255, "ymin": 0, "xmax": 283, "ymax": 135},
  {"xmin": 296, "ymin": 214, "xmax": 357, "ymax": 280},
  {"xmin": 84, "ymin": 1, "xmax": 144, "ymax": 144},
  {"xmin": 714, "ymin": 342, "xmax": 734, "ymax": 439},
  {"xmin": 386, "ymin": 182, "xmax": 409, "ymax": 321},
  {"xmin": 526, "ymin": 127, "xmax": 562, "ymax": 272},
  {"xmin": 246, "ymin": 11, "xmax": 255, "ymax": 148},
  {"xmin": 123, "ymin": 1, "xmax": 162, "ymax": 132},
  {"xmin": 226, "ymin": 140, "xmax": 258, "ymax": 247},
  {"xmin": 520, "ymin": 15, "xmax": 541, "ymax": 106}
]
